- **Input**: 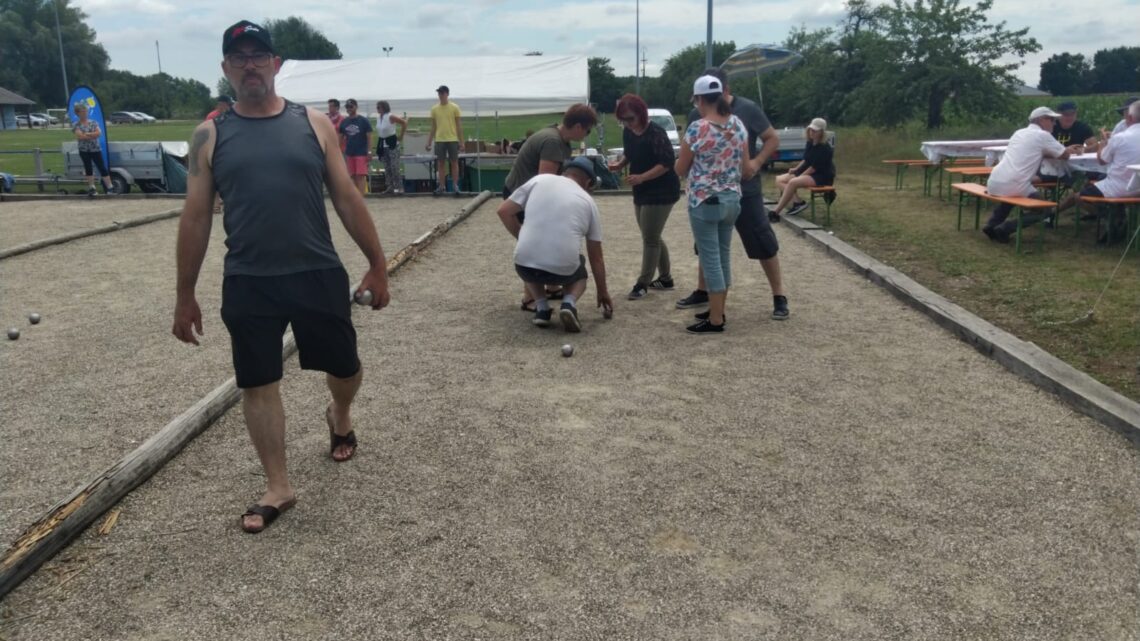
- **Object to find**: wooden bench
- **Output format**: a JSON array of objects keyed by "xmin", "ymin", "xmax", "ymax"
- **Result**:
[
  {"xmin": 807, "ymin": 186, "xmax": 836, "ymax": 226},
  {"xmin": 882, "ymin": 159, "xmax": 937, "ymax": 192},
  {"xmin": 951, "ymin": 182, "xmax": 1057, "ymax": 253},
  {"xmin": 1078, "ymin": 195, "xmax": 1140, "ymax": 251}
]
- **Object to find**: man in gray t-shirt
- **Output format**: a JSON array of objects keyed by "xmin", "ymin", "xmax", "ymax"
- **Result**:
[{"xmin": 679, "ymin": 67, "xmax": 791, "ymax": 321}]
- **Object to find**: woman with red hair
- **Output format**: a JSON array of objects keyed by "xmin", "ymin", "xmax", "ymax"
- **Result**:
[{"xmin": 607, "ymin": 94, "xmax": 681, "ymax": 300}]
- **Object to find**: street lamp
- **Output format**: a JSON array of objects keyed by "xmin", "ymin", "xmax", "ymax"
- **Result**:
[
  {"xmin": 50, "ymin": 0, "xmax": 69, "ymax": 103},
  {"xmin": 382, "ymin": 46, "xmax": 394, "ymax": 57}
]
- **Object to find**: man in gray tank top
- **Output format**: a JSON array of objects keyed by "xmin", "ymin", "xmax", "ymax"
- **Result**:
[{"xmin": 172, "ymin": 20, "xmax": 391, "ymax": 534}]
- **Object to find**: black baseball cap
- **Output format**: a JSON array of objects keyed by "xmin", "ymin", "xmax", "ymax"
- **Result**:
[
  {"xmin": 436, "ymin": 85, "xmax": 449, "ymax": 93},
  {"xmin": 222, "ymin": 20, "xmax": 274, "ymax": 54},
  {"xmin": 214, "ymin": 95, "xmax": 234, "ymax": 105},
  {"xmin": 1116, "ymin": 97, "xmax": 1138, "ymax": 113}
]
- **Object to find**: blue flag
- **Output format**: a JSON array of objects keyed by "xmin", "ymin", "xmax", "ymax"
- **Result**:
[{"xmin": 67, "ymin": 86, "xmax": 110, "ymax": 171}]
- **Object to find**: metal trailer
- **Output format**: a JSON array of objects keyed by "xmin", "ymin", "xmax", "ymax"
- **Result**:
[{"xmin": 62, "ymin": 141, "xmax": 189, "ymax": 194}]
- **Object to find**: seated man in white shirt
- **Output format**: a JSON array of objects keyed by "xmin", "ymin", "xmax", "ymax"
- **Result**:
[
  {"xmin": 1109, "ymin": 97, "xmax": 1138, "ymax": 138},
  {"xmin": 1080, "ymin": 101, "xmax": 1140, "ymax": 243},
  {"xmin": 983, "ymin": 106, "xmax": 1083, "ymax": 244},
  {"xmin": 497, "ymin": 157, "xmax": 614, "ymax": 332}
]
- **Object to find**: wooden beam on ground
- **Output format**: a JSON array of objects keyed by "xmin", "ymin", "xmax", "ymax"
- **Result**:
[
  {"xmin": 0, "ymin": 191, "xmax": 493, "ymax": 599},
  {"xmin": 0, "ymin": 209, "xmax": 181, "ymax": 260}
]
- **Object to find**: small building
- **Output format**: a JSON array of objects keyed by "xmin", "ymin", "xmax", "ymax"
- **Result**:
[
  {"xmin": 1014, "ymin": 84, "xmax": 1051, "ymax": 97},
  {"xmin": 0, "ymin": 87, "xmax": 36, "ymax": 130}
]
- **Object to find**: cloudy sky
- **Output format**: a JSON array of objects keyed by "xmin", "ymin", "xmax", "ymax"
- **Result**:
[{"xmin": 74, "ymin": 0, "xmax": 1137, "ymax": 93}]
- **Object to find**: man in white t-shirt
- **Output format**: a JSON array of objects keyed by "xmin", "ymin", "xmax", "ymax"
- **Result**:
[
  {"xmin": 1109, "ymin": 97, "xmax": 1137, "ymax": 138},
  {"xmin": 983, "ymin": 106, "xmax": 1082, "ymax": 244},
  {"xmin": 497, "ymin": 157, "xmax": 614, "ymax": 332},
  {"xmin": 1079, "ymin": 101, "xmax": 1140, "ymax": 243}
]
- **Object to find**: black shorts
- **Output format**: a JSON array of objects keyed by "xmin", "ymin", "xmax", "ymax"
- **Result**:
[
  {"xmin": 221, "ymin": 267, "xmax": 360, "ymax": 389},
  {"xmin": 693, "ymin": 191, "xmax": 779, "ymax": 260},
  {"xmin": 515, "ymin": 255, "xmax": 588, "ymax": 287}
]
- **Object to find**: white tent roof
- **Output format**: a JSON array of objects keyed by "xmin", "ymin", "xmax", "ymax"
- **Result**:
[{"xmin": 275, "ymin": 56, "xmax": 589, "ymax": 117}]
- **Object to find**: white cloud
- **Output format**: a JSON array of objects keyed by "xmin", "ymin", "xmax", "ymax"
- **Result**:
[{"xmin": 76, "ymin": 0, "xmax": 177, "ymax": 15}]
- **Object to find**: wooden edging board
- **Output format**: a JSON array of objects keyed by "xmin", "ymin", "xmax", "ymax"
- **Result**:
[
  {"xmin": 0, "ymin": 209, "xmax": 182, "ymax": 260},
  {"xmin": 0, "ymin": 190, "xmax": 494, "ymax": 599},
  {"xmin": 780, "ymin": 215, "xmax": 1140, "ymax": 445}
]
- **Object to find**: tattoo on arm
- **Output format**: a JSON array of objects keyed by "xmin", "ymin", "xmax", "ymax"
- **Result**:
[{"xmin": 189, "ymin": 128, "xmax": 209, "ymax": 176}]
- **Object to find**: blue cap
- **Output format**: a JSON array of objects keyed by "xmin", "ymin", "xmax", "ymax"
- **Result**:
[{"xmin": 561, "ymin": 156, "xmax": 597, "ymax": 184}]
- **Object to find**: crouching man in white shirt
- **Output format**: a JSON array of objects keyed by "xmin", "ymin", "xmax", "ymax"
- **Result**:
[
  {"xmin": 983, "ymin": 106, "xmax": 1082, "ymax": 244},
  {"xmin": 497, "ymin": 157, "xmax": 614, "ymax": 332}
]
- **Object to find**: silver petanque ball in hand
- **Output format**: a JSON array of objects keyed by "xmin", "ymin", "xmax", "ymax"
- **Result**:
[
  {"xmin": 352, "ymin": 289, "xmax": 374, "ymax": 306},
  {"xmin": 28, "ymin": 312, "xmax": 41, "ymax": 324},
  {"xmin": 561, "ymin": 344, "xmax": 574, "ymax": 357},
  {"xmin": 7, "ymin": 328, "xmax": 20, "ymax": 340}
]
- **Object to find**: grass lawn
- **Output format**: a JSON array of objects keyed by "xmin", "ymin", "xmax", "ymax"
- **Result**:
[
  {"xmin": 810, "ymin": 127, "xmax": 1139, "ymax": 402},
  {"xmin": 3, "ymin": 116, "xmax": 1136, "ymax": 401}
]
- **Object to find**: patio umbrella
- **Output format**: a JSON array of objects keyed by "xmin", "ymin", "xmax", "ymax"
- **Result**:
[{"xmin": 719, "ymin": 44, "xmax": 803, "ymax": 106}]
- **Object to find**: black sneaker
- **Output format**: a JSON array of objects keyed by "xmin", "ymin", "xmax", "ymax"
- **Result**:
[
  {"xmin": 787, "ymin": 201, "xmax": 808, "ymax": 216},
  {"xmin": 772, "ymin": 295, "xmax": 789, "ymax": 321},
  {"xmin": 694, "ymin": 311, "xmax": 726, "ymax": 323},
  {"xmin": 532, "ymin": 308, "xmax": 553, "ymax": 327},
  {"xmin": 982, "ymin": 226, "xmax": 996, "ymax": 241},
  {"xmin": 628, "ymin": 283, "xmax": 648, "ymax": 300},
  {"xmin": 648, "ymin": 277, "xmax": 674, "ymax": 290},
  {"xmin": 675, "ymin": 290, "xmax": 709, "ymax": 309},
  {"xmin": 768, "ymin": 209, "xmax": 781, "ymax": 223},
  {"xmin": 992, "ymin": 226, "xmax": 1012, "ymax": 244},
  {"xmin": 686, "ymin": 319, "xmax": 724, "ymax": 334},
  {"xmin": 559, "ymin": 302, "xmax": 581, "ymax": 333}
]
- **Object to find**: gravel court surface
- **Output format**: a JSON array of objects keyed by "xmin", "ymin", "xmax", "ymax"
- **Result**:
[
  {"xmin": 0, "ymin": 198, "xmax": 183, "ymax": 250},
  {"xmin": 0, "ymin": 197, "xmax": 468, "ymax": 545},
  {"xmin": 3, "ymin": 194, "xmax": 1139, "ymax": 639}
]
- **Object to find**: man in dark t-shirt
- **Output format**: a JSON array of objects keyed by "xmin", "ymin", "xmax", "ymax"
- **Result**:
[
  {"xmin": 1052, "ymin": 101, "xmax": 1096, "ymax": 150},
  {"xmin": 338, "ymin": 98, "xmax": 373, "ymax": 196},
  {"xmin": 173, "ymin": 20, "xmax": 391, "ymax": 534},
  {"xmin": 679, "ymin": 67, "xmax": 790, "ymax": 320}
]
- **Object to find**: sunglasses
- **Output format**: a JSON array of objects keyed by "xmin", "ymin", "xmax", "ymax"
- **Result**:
[{"xmin": 225, "ymin": 51, "xmax": 272, "ymax": 68}]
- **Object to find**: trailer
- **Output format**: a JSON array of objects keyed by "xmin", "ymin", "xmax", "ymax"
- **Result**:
[{"xmin": 62, "ymin": 141, "xmax": 189, "ymax": 194}]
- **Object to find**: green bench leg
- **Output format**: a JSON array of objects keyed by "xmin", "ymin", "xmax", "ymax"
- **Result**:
[
  {"xmin": 956, "ymin": 191, "xmax": 964, "ymax": 230},
  {"xmin": 810, "ymin": 195, "xmax": 817, "ymax": 223},
  {"xmin": 975, "ymin": 197, "xmax": 982, "ymax": 230}
]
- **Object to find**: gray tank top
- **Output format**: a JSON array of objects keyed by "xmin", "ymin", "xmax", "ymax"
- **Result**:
[{"xmin": 212, "ymin": 100, "xmax": 342, "ymax": 277}]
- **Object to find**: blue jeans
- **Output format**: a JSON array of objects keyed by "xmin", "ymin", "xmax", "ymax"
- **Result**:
[{"xmin": 689, "ymin": 191, "xmax": 741, "ymax": 293}]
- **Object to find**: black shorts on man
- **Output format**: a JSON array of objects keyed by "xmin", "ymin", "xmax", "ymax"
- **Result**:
[
  {"xmin": 515, "ymin": 255, "xmax": 588, "ymax": 287},
  {"xmin": 221, "ymin": 267, "xmax": 360, "ymax": 388}
]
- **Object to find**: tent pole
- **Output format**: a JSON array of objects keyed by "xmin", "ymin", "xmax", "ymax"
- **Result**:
[{"xmin": 475, "ymin": 100, "xmax": 481, "ymax": 193}]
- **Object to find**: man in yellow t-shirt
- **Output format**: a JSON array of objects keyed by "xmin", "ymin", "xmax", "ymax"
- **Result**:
[{"xmin": 426, "ymin": 85, "xmax": 464, "ymax": 194}]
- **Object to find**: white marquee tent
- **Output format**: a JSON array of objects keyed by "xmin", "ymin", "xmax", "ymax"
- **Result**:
[{"xmin": 275, "ymin": 56, "xmax": 589, "ymax": 117}]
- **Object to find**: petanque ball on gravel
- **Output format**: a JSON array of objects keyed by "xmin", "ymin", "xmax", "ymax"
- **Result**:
[
  {"xmin": 561, "ymin": 344, "xmax": 574, "ymax": 357},
  {"xmin": 7, "ymin": 328, "xmax": 19, "ymax": 340},
  {"xmin": 28, "ymin": 313, "xmax": 41, "ymax": 324}
]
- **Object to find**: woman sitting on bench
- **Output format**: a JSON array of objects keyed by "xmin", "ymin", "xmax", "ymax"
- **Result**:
[{"xmin": 769, "ymin": 118, "xmax": 834, "ymax": 221}]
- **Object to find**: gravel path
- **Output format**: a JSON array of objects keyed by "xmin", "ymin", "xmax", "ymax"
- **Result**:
[
  {"xmin": 0, "ymin": 197, "xmax": 471, "ymax": 544},
  {"xmin": 2, "ymin": 194, "xmax": 1138, "ymax": 640},
  {"xmin": 0, "ymin": 198, "xmax": 183, "ymax": 251}
]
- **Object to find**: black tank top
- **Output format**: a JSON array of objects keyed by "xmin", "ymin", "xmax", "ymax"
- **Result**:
[{"xmin": 212, "ymin": 100, "xmax": 342, "ymax": 277}]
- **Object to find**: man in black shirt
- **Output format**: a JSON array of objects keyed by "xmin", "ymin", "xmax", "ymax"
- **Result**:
[
  {"xmin": 678, "ymin": 67, "xmax": 790, "ymax": 320},
  {"xmin": 1052, "ymin": 101, "xmax": 1096, "ymax": 151}
]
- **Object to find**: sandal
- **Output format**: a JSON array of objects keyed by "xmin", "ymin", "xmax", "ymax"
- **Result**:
[
  {"xmin": 521, "ymin": 298, "xmax": 538, "ymax": 312},
  {"xmin": 240, "ymin": 497, "xmax": 297, "ymax": 534},
  {"xmin": 326, "ymin": 405, "xmax": 357, "ymax": 462}
]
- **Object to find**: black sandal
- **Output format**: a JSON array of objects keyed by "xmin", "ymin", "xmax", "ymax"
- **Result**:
[
  {"xmin": 326, "ymin": 405, "xmax": 357, "ymax": 462},
  {"xmin": 521, "ymin": 298, "xmax": 538, "ymax": 312},
  {"xmin": 240, "ymin": 498, "xmax": 296, "ymax": 534}
]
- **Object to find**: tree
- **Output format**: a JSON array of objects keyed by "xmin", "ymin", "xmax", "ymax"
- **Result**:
[
  {"xmin": 654, "ymin": 41, "xmax": 737, "ymax": 115},
  {"xmin": 1089, "ymin": 47, "xmax": 1140, "ymax": 93},
  {"xmin": 216, "ymin": 77, "xmax": 236, "ymax": 99},
  {"xmin": 1038, "ymin": 53, "xmax": 1092, "ymax": 95},
  {"xmin": 96, "ymin": 70, "xmax": 211, "ymax": 119},
  {"xmin": 855, "ymin": 0, "xmax": 1041, "ymax": 128},
  {"xmin": 0, "ymin": 0, "xmax": 110, "ymax": 106},
  {"xmin": 588, "ymin": 57, "xmax": 623, "ymax": 112},
  {"xmin": 262, "ymin": 17, "xmax": 342, "ymax": 61}
]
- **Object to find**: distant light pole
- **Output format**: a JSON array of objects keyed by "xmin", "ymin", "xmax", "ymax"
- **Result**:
[
  {"xmin": 635, "ymin": 0, "xmax": 640, "ymax": 94},
  {"xmin": 705, "ymin": 0, "xmax": 713, "ymax": 69},
  {"xmin": 382, "ymin": 46, "xmax": 394, "ymax": 57},
  {"xmin": 50, "ymin": 0, "xmax": 69, "ymax": 103}
]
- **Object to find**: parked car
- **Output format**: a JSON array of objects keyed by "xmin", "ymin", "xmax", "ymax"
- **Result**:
[
  {"xmin": 15, "ymin": 114, "xmax": 47, "ymax": 128},
  {"xmin": 130, "ymin": 112, "xmax": 157, "ymax": 123},
  {"xmin": 31, "ymin": 112, "xmax": 59, "ymax": 125},
  {"xmin": 109, "ymin": 111, "xmax": 143, "ymax": 124},
  {"xmin": 647, "ymin": 108, "xmax": 681, "ymax": 153}
]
